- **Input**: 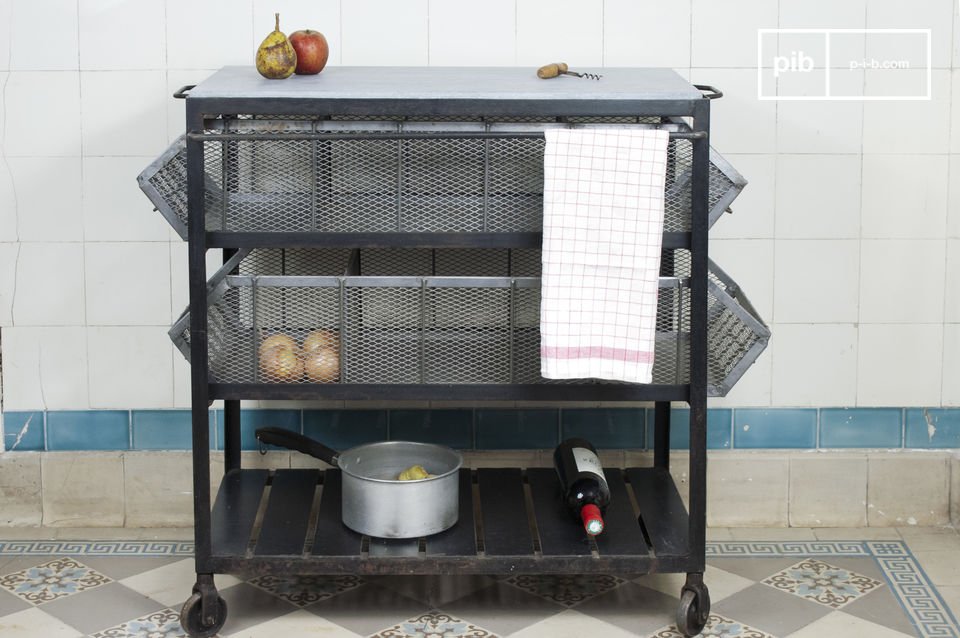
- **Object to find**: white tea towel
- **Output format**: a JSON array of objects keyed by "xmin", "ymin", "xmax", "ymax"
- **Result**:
[{"xmin": 540, "ymin": 128, "xmax": 670, "ymax": 383}]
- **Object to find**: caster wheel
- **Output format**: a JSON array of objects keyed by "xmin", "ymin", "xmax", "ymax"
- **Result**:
[
  {"xmin": 676, "ymin": 587, "xmax": 710, "ymax": 637},
  {"xmin": 180, "ymin": 592, "xmax": 228, "ymax": 638}
]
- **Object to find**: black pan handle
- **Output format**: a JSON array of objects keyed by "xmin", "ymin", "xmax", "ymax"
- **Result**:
[{"xmin": 255, "ymin": 427, "xmax": 340, "ymax": 465}]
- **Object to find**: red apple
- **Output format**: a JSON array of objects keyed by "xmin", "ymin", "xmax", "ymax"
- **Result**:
[{"xmin": 289, "ymin": 29, "xmax": 329, "ymax": 75}]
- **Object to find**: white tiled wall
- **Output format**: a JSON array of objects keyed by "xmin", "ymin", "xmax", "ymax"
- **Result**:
[{"xmin": 1, "ymin": 0, "xmax": 959, "ymax": 420}]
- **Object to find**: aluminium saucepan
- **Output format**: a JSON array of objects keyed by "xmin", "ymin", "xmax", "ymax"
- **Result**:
[{"xmin": 255, "ymin": 427, "xmax": 462, "ymax": 539}]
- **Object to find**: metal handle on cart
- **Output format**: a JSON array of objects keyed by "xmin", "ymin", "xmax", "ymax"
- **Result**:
[
  {"xmin": 173, "ymin": 85, "xmax": 196, "ymax": 99},
  {"xmin": 256, "ymin": 427, "xmax": 341, "ymax": 465},
  {"xmin": 693, "ymin": 84, "xmax": 723, "ymax": 100}
]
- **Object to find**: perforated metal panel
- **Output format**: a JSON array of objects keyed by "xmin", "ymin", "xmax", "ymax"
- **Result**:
[{"xmin": 170, "ymin": 248, "xmax": 768, "ymax": 394}]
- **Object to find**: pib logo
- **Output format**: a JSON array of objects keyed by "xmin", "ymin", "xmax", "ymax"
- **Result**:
[{"xmin": 773, "ymin": 50, "xmax": 816, "ymax": 77}]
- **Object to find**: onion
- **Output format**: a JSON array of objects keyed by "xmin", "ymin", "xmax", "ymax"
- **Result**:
[
  {"xmin": 303, "ymin": 346, "xmax": 340, "ymax": 383},
  {"xmin": 259, "ymin": 345, "xmax": 304, "ymax": 382},
  {"xmin": 259, "ymin": 333, "xmax": 298, "ymax": 358},
  {"xmin": 302, "ymin": 328, "xmax": 340, "ymax": 354}
]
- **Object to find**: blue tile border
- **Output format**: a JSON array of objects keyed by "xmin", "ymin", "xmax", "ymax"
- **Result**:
[
  {"xmin": 561, "ymin": 408, "xmax": 645, "ymax": 449},
  {"xmin": 131, "ymin": 410, "xmax": 217, "ymax": 451},
  {"xmin": 46, "ymin": 410, "xmax": 130, "ymax": 451},
  {"xmin": 905, "ymin": 409, "xmax": 960, "ymax": 449},
  {"xmin": 5, "ymin": 407, "xmax": 960, "ymax": 452},
  {"xmin": 820, "ymin": 408, "xmax": 903, "ymax": 449},
  {"xmin": 733, "ymin": 408, "xmax": 818, "ymax": 449},
  {"xmin": 476, "ymin": 409, "xmax": 559, "ymax": 449},
  {"xmin": 643, "ymin": 408, "xmax": 733, "ymax": 450},
  {"xmin": 2, "ymin": 411, "xmax": 45, "ymax": 451}
]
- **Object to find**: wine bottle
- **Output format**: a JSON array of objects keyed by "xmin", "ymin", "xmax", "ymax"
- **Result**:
[{"xmin": 553, "ymin": 438, "xmax": 611, "ymax": 536}]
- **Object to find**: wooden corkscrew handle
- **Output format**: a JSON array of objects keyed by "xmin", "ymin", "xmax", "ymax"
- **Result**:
[{"xmin": 537, "ymin": 62, "xmax": 569, "ymax": 79}]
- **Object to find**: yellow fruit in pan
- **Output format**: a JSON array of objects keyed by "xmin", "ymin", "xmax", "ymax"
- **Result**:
[
  {"xmin": 303, "ymin": 346, "xmax": 340, "ymax": 383},
  {"xmin": 259, "ymin": 345, "xmax": 303, "ymax": 382},
  {"xmin": 397, "ymin": 465, "xmax": 434, "ymax": 481}
]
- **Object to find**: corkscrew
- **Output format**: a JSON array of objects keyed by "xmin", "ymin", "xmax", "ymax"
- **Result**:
[{"xmin": 537, "ymin": 62, "xmax": 602, "ymax": 81}]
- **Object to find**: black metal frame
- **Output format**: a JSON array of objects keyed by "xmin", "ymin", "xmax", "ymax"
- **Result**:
[{"xmin": 184, "ymin": 85, "xmax": 710, "ymax": 629}]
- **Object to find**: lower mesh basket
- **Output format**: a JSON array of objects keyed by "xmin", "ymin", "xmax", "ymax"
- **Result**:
[{"xmin": 170, "ymin": 248, "xmax": 768, "ymax": 395}]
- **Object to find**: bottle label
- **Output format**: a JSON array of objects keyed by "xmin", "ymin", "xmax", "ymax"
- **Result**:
[{"xmin": 572, "ymin": 447, "xmax": 606, "ymax": 481}]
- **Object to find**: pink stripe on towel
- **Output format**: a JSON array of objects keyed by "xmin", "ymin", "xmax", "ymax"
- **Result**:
[{"xmin": 540, "ymin": 345, "xmax": 655, "ymax": 364}]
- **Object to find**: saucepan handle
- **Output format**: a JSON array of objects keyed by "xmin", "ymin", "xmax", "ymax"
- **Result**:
[{"xmin": 255, "ymin": 427, "xmax": 340, "ymax": 465}]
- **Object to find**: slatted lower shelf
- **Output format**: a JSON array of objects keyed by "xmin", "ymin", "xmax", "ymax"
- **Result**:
[{"xmin": 208, "ymin": 466, "xmax": 693, "ymax": 575}]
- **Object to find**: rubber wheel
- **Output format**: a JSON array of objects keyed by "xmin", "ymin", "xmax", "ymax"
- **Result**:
[
  {"xmin": 180, "ymin": 592, "xmax": 228, "ymax": 638},
  {"xmin": 676, "ymin": 588, "xmax": 709, "ymax": 637}
]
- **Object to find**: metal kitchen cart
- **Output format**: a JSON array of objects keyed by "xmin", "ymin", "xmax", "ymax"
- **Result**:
[{"xmin": 142, "ymin": 66, "xmax": 768, "ymax": 637}]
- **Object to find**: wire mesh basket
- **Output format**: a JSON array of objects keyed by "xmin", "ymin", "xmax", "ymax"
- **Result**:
[
  {"xmin": 170, "ymin": 248, "xmax": 768, "ymax": 395},
  {"xmin": 139, "ymin": 117, "xmax": 747, "ymax": 240}
]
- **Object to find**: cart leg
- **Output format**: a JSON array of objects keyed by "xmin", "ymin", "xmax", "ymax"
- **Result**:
[
  {"xmin": 653, "ymin": 401, "xmax": 671, "ymax": 470},
  {"xmin": 223, "ymin": 400, "xmax": 241, "ymax": 473},
  {"xmin": 180, "ymin": 574, "xmax": 228, "ymax": 638},
  {"xmin": 676, "ymin": 572, "xmax": 710, "ymax": 637}
]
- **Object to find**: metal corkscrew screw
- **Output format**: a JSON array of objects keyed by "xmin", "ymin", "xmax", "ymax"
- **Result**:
[{"xmin": 537, "ymin": 62, "xmax": 602, "ymax": 80}]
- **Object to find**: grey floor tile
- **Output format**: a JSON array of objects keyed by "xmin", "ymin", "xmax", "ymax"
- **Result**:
[
  {"xmin": 572, "ymin": 581, "xmax": 680, "ymax": 636},
  {"xmin": 0, "ymin": 589, "xmax": 31, "ymax": 617},
  {"xmin": 440, "ymin": 581, "xmax": 565, "ymax": 636},
  {"xmin": 821, "ymin": 556, "xmax": 887, "ymax": 582},
  {"xmin": 712, "ymin": 582, "xmax": 831, "ymax": 636},
  {"xmin": 76, "ymin": 556, "xmax": 183, "ymax": 581},
  {"xmin": 842, "ymin": 586, "xmax": 921, "ymax": 637},
  {"xmin": 304, "ymin": 581, "xmax": 431, "ymax": 636},
  {"xmin": 219, "ymin": 582, "xmax": 299, "ymax": 635},
  {"xmin": 707, "ymin": 556, "xmax": 804, "ymax": 582},
  {"xmin": 41, "ymin": 581, "xmax": 165, "ymax": 635}
]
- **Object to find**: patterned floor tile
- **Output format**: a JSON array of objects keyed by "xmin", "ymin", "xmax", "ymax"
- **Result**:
[
  {"xmin": 88, "ymin": 607, "xmax": 184, "ymax": 638},
  {"xmin": 762, "ymin": 558, "xmax": 883, "ymax": 609},
  {"xmin": 647, "ymin": 613, "xmax": 776, "ymax": 638},
  {"xmin": 502, "ymin": 574, "xmax": 626, "ymax": 607},
  {"xmin": 247, "ymin": 574, "xmax": 364, "ymax": 607},
  {"xmin": 370, "ymin": 610, "xmax": 498, "ymax": 637},
  {"xmin": 0, "ymin": 607, "xmax": 83, "ymax": 638},
  {"xmin": 0, "ymin": 557, "xmax": 112, "ymax": 605}
]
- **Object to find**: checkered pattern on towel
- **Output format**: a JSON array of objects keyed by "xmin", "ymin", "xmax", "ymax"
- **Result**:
[{"xmin": 540, "ymin": 128, "xmax": 670, "ymax": 383}]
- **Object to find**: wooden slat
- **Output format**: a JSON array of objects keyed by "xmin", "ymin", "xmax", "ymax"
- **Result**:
[
  {"xmin": 311, "ymin": 470, "xmax": 363, "ymax": 556},
  {"xmin": 525, "ymin": 468, "xmax": 591, "ymax": 556},
  {"xmin": 594, "ymin": 470, "xmax": 650, "ymax": 557},
  {"xmin": 626, "ymin": 467, "xmax": 689, "ymax": 557},
  {"xmin": 426, "ymin": 469, "xmax": 476, "ymax": 557},
  {"xmin": 368, "ymin": 537, "xmax": 420, "ymax": 557},
  {"xmin": 477, "ymin": 468, "xmax": 533, "ymax": 556},
  {"xmin": 211, "ymin": 469, "xmax": 269, "ymax": 557},
  {"xmin": 254, "ymin": 469, "xmax": 319, "ymax": 556}
]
